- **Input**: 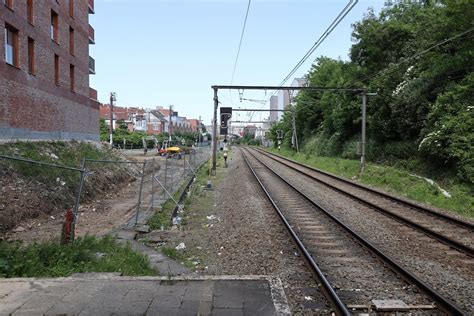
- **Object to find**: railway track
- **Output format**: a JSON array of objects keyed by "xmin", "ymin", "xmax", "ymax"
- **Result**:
[
  {"xmin": 241, "ymin": 148, "xmax": 466, "ymax": 315},
  {"xmin": 253, "ymin": 147, "xmax": 474, "ymax": 257}
]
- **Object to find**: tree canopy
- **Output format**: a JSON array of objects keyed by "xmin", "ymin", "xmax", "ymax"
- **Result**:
[{"xmin": 271, "ymin": 1, "xmax": 473, "ymax": 182}]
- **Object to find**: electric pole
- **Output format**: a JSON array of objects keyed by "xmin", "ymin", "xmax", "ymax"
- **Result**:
[
  {"xmin": 169, "ymin": 105, "xmax": 173, "ymax": 143},
  {"xmin": 109, "ymin": 92, "xmax": 116, "ymax": 145},
  {"xmin": 198, "ymin": 115, "xmax": 202, "ymax": 146},
  {"xmin": 360, "ymin": 92, "xmax": 377, "ymax": 175},
  {"xmin": 212, "ymin": 87, "xmax": 218, "ymax": 174},
  {"xmin": 291, "ymin": 105, "xmax": 299, "ymax": 152}
]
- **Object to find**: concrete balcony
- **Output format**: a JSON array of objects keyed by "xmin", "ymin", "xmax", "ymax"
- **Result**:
[
  {"xmin": 89, "ymin": 56, "xmax": 95, "ymax": 75},
  {"xmin": 88, "ymin": 0, "xmax": 95, "ymax": 14},
  {"xmin": 89, "ymin": 87, "xmax": 98, "ymax": 101},
  {"xmin": 88, "ymin": 25, "xmax": 95, "ymax": 44}
]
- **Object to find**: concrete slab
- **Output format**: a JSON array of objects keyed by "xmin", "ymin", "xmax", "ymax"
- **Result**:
[
  {"xmin": 372, "ymin": 299, "xmax": 410, "ymax": 311},
  {"xmin": 0, "ymin": 276, "xmax": 291, "ymax": 316}
]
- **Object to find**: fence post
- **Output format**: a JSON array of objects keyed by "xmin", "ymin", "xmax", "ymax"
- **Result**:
[
  {"xmin": 71, "ymin": 158, "xmax": 86, "ymax": 241},
  {"xmin": 163, "ymin": 156, "xmax": 168, "ymax": 200},
  {"xmin": 135, "ymin": 160, "xmax": 147, "ymax": 226},
  {"xmin": 170, "ymin": 156, "xmax": 174, "ymax": 193},
  {"xmin": 151, "ymin": 158, "xmax": 155, "ymax": 211},
  {"xmin": 183, "ymin": 151, "xmax": 186, "ymax": 176}
]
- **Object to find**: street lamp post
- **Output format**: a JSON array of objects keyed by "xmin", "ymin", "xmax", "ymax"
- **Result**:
[{"xmin": 109, "ymin": 92, "xmax": 117, "ymax": 145}]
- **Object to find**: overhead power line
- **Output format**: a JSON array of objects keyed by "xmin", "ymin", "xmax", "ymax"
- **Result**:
[
  {"xmin": 271, "ymin": 0, "xmax": 358, "ymax": 97},
  {"xmin": 230, "ymin": 0, "xmax": 252, "ymax": 86}
]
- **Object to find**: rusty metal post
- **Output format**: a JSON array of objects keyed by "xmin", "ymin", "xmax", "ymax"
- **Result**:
[
  {"xmin": 151, "ymin": 158, "xmax": 155, "ymax": 210},
  {"xmin": 71, "ymin": 158, "xmax": 86, "ymax": 241},
  {"xmin": 211, "ymin": 87, "xmax": 218, "ymax": 175},
  {"xmin": 163, "ymin": 156, "xmax": 168, "ymax": 200},
  {"xmin": 134, "ymin": 160, "xmax": 147, "ymax": 226}
]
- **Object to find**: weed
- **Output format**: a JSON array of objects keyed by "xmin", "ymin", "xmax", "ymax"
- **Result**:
[{"xmin": 0, "ymin": 235, "xmax": 158, "ymax": 278}]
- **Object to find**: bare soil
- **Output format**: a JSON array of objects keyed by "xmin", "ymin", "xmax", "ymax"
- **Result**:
[{"xmin": 0, "ymin": 152, "xmax": 154, "ymax": 243}]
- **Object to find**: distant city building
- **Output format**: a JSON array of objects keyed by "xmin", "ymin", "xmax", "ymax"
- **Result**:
[
  {"xmin": 278, "ymin": 90, "xmax": 290, "ymax": 113},
  {"xmin": 100, "ymin": 104, "xmax": 200, "ymax": 136},
  {"xmin": 291, "ymin": 78, "xmax": 307, "ymax": 99},
  {"xmin": 269, "ymin": 96, "xmax": 278, "ymax": 123},
  {"xmin": 1, "ymin": 0, "xmax": 99, "ymax": 140},
  {"xmin": 99, "ymin": 105, "xmax": 146, "ymax": 132},
  {"xmin": 277, "ymin": 78, "xmax": 307, "ymax": 120}
]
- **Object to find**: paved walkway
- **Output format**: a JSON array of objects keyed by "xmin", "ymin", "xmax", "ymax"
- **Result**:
[{"xmin": 0, "ymin": 275, "xmax": 291, "ymax": 315}]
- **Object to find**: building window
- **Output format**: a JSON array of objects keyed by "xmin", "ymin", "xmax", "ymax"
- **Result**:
[
  {"xmin": 28, "ymin": 37, "xmax": 35, "ymax": 74},
  {"xmin": 69, "ymin": 0, "xmax": 74, "ymax": 17},
  {"xmin": 54, "ymin": 54, "xmax": 60, "ymax": 85},
  {"xmin": 69, "ymin": 64, "xmax": 75, "ymax": 92},
  {"xmin": 4, "ymin": 0, "xmax": 13, "ymax": 9},
  {"xmin": 4, "ymin": 24, "xmax": 19, "ymax": 67},
  {"xmin": 27, "ymin": 0, "xmax": 33, "ymax": 24},
  {"xmin": 51, "ymin": 10, "xmax": 58, "ymax": 43},
  {"xmin": 69, "ymin": 27, "xmax": 74, "ymax": 55}
]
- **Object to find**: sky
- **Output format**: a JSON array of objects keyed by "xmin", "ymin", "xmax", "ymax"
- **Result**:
[{"xmin": 89, "ymin": 0, "xmax": 385, "ymax": 125}]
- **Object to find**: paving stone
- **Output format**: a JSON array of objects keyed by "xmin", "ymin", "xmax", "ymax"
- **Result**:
[
  {"xmin": 197, "ymin": 301, "xmax": 213, "ymax": 315},
  {"xmin": 243, "ymin": 289, "xmax": 272, "ymax": 302},
  {"xmin": 146, "ymin": 307, "xmax": 180, "ymax": 315},
  {"xmin": 0, "ymin": 278, "xmax": 290, "ymax": 316},
  {"xmin": 113, "ymin": 229, "xmax": 138, "ymax": 240},
  {"xmin": 124, "ymin": 289, "xmax": 155, "ymax": 302},
  {"xmin": 149, "ymin": 295, "xmax": 183, "ymax": 308},
  {"xmin": 213, "ymin": 281, "xmax": 244, "ymax": 309},
  {"xmin": 243, "ymin": 301, "xmax": 276, "ymax": 316},
  {"xmin": 179, "ymin": 301, "xmax": 201, "ymax": 315},
  {"xmin": 156, "ymin": 283, "xmax": 187, "ymax": 296},
  {"xmin": 14, "ymin": 294, "xmax": 59, "ymax": 310},
  {"xmin": 183, "ymin": 281, "xmax": 213, "ymax": 301},
  {"xmin": 135, "ymin": 225, "xmax": 150, "ymax": 233},
  {"xmin": 45, "ymin": 302, "xmax": 88, "ymax": 315},
  {"xmin": 211, "ymin": 308, "xmax": 244, "ymax": 316},
  {"xmin": 117, "ymin": 300, "xmax": 152, "ymax": 314},
  {"xmin": 12, "ymin": 309, "xmax": 51, "ymax": 316}
]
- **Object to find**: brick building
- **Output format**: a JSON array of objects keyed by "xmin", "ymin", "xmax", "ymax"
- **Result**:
[{"xmin": 0, "ymin": 0, "xmax": 99, "ymax": 141}]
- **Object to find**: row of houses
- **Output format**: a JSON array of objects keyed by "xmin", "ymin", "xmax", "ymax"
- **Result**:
[{"xmin": 99, "ymin": 105, "xmax": 201, "ymax": 135}]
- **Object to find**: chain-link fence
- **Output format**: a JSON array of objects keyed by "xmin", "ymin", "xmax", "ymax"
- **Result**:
[{"xmin": 0, "ymin": 146, "xmax": 211, "ymax": 243}]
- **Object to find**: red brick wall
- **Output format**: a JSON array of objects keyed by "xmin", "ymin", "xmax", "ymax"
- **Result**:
[{"xmin": 0, "ymin": 0, "xmax": 98, "ymax": 140}]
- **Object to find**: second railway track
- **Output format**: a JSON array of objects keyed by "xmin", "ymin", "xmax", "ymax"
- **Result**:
[
  {"xmin": 241, "ymin": 147, "xmax": 467, "ymax": 315},
  {"xmin": 253, "ymin": 147, "xmax": 474, "ymax": 256}
]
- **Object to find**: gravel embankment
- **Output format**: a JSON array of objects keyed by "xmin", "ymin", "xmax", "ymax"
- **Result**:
[
  {"xmin": 252, "ymin": 148, "xmax": 474, "ymax": 314},
  {"xmin": 163, "ymin": 147, "xmax": 331, "ymax": 314}
]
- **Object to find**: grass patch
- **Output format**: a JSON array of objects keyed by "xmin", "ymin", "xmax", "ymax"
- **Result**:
[
  {"xmin": 268, "ymin": 148, "xmax": 474, "ymax": 218},
  {"xmin": 148, "ymin": 177, "xmax": 191, "ymax": 230},
  {"xmin": 159, "ymin": 246, "xmax": 197, "ymax": 270},
  {"xmin": 0, "ymin": 235, "xmax": 158, "ymax": 278}
]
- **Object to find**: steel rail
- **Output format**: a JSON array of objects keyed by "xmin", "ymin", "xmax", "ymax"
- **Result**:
[
  {"xmin": 241, "ymin": 149, "xmax": 350, "ymax": 316},
  {"xmin": 254, "ymin": 148, "xmax": 474, "ymax": 257},
  {"xmin": 259, "ymin": 148, "xmax": 474, "ymax": 231},
  {"xmin": 245, "ymin": 148, "xmax": 466, "ymax": 315}
]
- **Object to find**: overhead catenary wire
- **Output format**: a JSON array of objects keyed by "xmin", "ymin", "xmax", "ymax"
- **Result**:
[
  {"xmin": 230, "ymin": 0, "xmax": 252, "ymax": 86},
  {"xmin": 270, "ymin": 0, "xmax": 359, "ymax": 98}
]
